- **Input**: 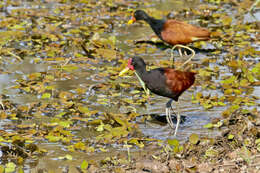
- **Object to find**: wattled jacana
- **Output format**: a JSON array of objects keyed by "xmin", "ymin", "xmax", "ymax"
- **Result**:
[
  {"xmin": 120, "ymin": 56, "xmax": 196, "ymax": 136},
  {"xmin": 128, "ymin": 10, "xmax": 210, "ymax": 68}
]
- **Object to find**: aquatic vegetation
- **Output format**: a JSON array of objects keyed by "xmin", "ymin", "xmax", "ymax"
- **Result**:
[{"xmin": 0, "ymin": 0, "xmax": 258, "ymax": 172}]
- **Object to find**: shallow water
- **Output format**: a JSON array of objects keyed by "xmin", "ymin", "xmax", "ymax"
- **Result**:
[
  {"xmin": 0, "ymin": 0, "xmax": 256, "ymax": 141},
  {"xmin": 0, "ymin": 0, "xmax": 259, "ymax": 171}
]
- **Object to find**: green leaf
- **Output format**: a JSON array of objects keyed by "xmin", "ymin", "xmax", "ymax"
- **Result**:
[
  {"xmin": 113, "ymin": 117, "xmax": 126, "ymax": 126},
  {"xmin": 74, "ymin": 142, "xmax": 86, "ymax": 151},
  {"xmin": 61, "ymin": 65, "xmax": 78, "ymax": 72},
  {"xmin": 17, "ymin": 167, "xmax": 24, "ymax": 173},
  {"xmin": 96, "ymin": 123, "xmax": 104, "ymax": 132},
  {"xmin": 189, "ymin": 134, "xmax": 199, "ymax": 145},
  {"xmin": 167, "ymin": 139, "xmax": 179, "ymax": 147},
  {"xmin": 205, "ymin": 148, "xmax": 218, "ymax": 157},
  {"xmin": 257, "ymin": 143, "xmax": 260, "ymax": 152},
  {"xmin": 217, "ymin": 102, "xmax": 226, "ymax": 106},
  {"xmin": 41, "ymin": 93, "xmax": 51, "ymax": 99},
  {"xmin": 222, "ymin": 16, "xmax": 232, "ymax": 26},
  {"xmin": 213, "ymin": 121, "xmax": 223, "ymax": 128},
  {"xmin": 58, "ymin": 121, "xmax": 72, "ymax": 128},
  {"xmin": 65, "ymin": 154, "xmax": 73, "ymax": 160},
  {"xmin": 255, "ymin": 138, "xmax": 260, "ymax": 144},
  {"xmin": 5, "ymin": 162, "xmax": 16, "ymax": 173},
  {"xmin": 203, "ymin": 123, "xmax": 213, "ymax": 129},
  {"xmin": 247, "ymin": 74, "xmax": 255, "ymax": 83},
  {"xmin": 0, "ymin": 165, "xmax": 4, "ymax": 173},
  {"xmin": 251, "ymin": 63, "xmax": 260, "ymax": 75},
  {"xmin": 108, "ymin": 35, "xmax": 116, "ymax": 45},
  {"xmin": 228, "ymin": 134, "xmax": 234, "ymax": 140},
  {"xmin": 46, "ymin": 135, "xmax": 61, "ymax": 142},
  {"xmin": 56, "ymin": 112, "xmax": 66, "ymax": 118},
  {"xmin": 221, "ymin": 76, "xmax": 236, "ymax": 84},
  {"xmin": 81, "ymin": 160, "xmax": 89, "ymax": 170},
  {"xmin": 78, "ymin": 106, "xmax": 90, "ymax": 114}
]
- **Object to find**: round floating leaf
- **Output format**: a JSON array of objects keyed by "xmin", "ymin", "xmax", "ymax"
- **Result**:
[
  {"xmin": 228, "ymin": 134, "xmax": 234, "ymax": 140},
  {"xmin": 213, "ymin": 121, "xmax": 223, "ymax": 128},
  {"xmin": 81, "ymin": 160, "xmax": 89, "ymax": 170},
  {"xmin": 189, "ymin": 134, "xmax": 199, "ymax": 145},
  {"xmin": 203, "ymin": 123, "xmax": 213, "ymax": 129},
  {"xmin": 257, "ymin": 144, "xmax": 260, "ymax": 152},
  {"xmin": 78, "ymin": 106, "xmax": 90, "ymax": 114},
  {"xmin": 96, "ymin": 123, "xmax": 105, "ymax": 132},
  {"xmin": 167, "ymin": 139, "xmax": 179, "ymax": 147},
  {"xmin": 205, "ymin": 148, "xmax": 218, "ymax": 157},
  {"xmin": 255, "ymin": 138, "xmax": 260, "ymax": 144},
  {"xmin": 5, "ymin": 162, "xmax": 16, "ymax": 173},
  {"xmin": 41, "ymin": 93, "xmax": 51, "ymax": 99},
  {"xmin": 61, "ymin": 65, "xmax": 79, "ymax": 72},
  {"xmin": 45, "ymin": 135, "xmax": 61, "ymax": 142}
]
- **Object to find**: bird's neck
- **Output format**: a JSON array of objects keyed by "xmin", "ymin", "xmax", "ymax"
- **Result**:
[{"xmin": 145, "ymin": 17, "xmax": 165, "ymax": 39}]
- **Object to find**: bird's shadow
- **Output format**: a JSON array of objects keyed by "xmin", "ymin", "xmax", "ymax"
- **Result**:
[
  {"xmin": 146, "ymin": 113, "xmax": 186, "ymax": 125},
  {"xmin": 135, "ymin": 40, "xmax": 215, "ymax": 54}
]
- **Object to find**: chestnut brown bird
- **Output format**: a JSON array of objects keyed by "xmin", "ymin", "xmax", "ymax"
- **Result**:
[
  {"xmin": 120, "ymin": 56, "xmax": 196, "ymax": 136},
  {"xmin": 128, "ymin": 10, "xmax": 210, "ymax": 68}
]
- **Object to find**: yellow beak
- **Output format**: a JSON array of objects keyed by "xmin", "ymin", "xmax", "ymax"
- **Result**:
[
  {"xmin": 127, "ymin": 15, "xmax": 136, "ymax": 25},
  {"xmin": 119, "ymin": 67, "xmax": 130, "ymax": 76},
  {"xmin": 127, "ymin": 19, "xmax": 134, "ymax": 25}
]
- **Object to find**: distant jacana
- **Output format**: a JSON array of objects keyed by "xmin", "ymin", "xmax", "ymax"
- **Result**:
[
  {"xmin": 120, "ymin": 56, "xmax": 196, "ymax": 136},
  {"xmin": 128, "ymin": 10, "xmax": 210, "ymax": 68}
]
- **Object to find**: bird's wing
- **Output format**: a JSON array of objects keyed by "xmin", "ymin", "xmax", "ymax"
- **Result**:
[
  {"xmin": 161, "ymin": 20, "xmax": 210, "ymax": 45},
  {"xmin": 164, "ymin": 69, "xmax": 196, "ymax": 93}
]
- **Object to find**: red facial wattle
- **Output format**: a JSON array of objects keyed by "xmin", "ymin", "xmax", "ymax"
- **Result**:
[{"xmin": 127, "ymin": 58, "xmax": 134, "ymax": 70}]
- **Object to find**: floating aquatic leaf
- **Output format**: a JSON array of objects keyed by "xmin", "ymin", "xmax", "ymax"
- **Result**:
[
  {"xmin": 81, "ymin": 160, "xmax": 89, "ymax": 170},
  {"xmin": 41, "ymin": 93, "xmax": 51, "ymax": 99},
  {"xmin": 203, "ymin": 123, "xmax": 213, "ymax": 129},
  {"xmin": 99, "ymin": 147, "xmax": 108, "ymax": 152},
  {"xmin": 189, "ymin": 134, "xmax": 199, "ymax": 145},
  {"xmin": 74, "ymin": 142, "xmax": 86, "ymax": 151},
  {"xmin": 222, "ymin": 16, "xmax": 232, "ymax": 26},
  {"xmin": 4, "ymin": 162, "xmax": 16, "ymax": 173},
  {"xmin": 96, "ymin": 48, "xmax": 117, "ymax": 60},
  {"xmin": 56, "ymin": 112, "xmax": 67, "ymax": 118},
  {"xmin": 61, "ymin": 65, "xmax": 79, "ymax": 72},
  {"xmin": 217, "ymin": 102, "xmax": 226, "ymax": 106},
  {"xmin": 58, "ymin": 120, "xmax": 72, "ymax": 128},
  {"xmin": 96, "ymin": 123, "xmax": 105, "ymax": 132},
  {"xmin": 58, "ymin": 154, "xmax": 73, "ymax": 160},
  {"xmin": 113, "ymin": 116, "xmax": 126, "ymax": 127},
  {"xmin": 221, "ymin": 76, "xmax": 237, "ymax": 84},
  {"xmin": 17, "ymin": 167, "xmax": 24, "ymax": 173},
  {"xmin": 228, "ymin": 134, "xmax": 234, "ymax": 140},
  {"xmin": 213, "ymin": 121, "xmax": 223, "ymax": 128},
  {"xmin": 128, "ymin": 138, "xmax": 144, "ymax": 148},
  {"xmin": 168, "ymin": 139, "xmax": 179, "ymax": 147},
  {"xmin": 205, "ymin": 148, "xmax": 218, "ymax": 157},
  {"xmin": 78, "ymin": 106, "xmax": 90, "ymax": 114},
  {"xmin": 45, "ymin": 135, "xmax": 61, "ymax": 142}
]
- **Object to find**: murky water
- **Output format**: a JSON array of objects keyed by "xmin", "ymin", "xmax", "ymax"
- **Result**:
[
  {"xmin": 1, "ymin": 0, "xmax": 257, "ymax": 141},
  {"xmin": 0, "ymin": 0, "xmax": 259, "ymax": 171},
  {"xmin": 0, "ymin": 0, "xmax": 221, "ymax": 140}
]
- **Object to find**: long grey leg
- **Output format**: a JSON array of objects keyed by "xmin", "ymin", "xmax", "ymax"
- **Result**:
[
  {"xmin": 173, "ymin": 101, "xmax": 180, "ymax": 136},
  {"xmin": 167, "ymin": 100, "xmax": 181, "ymax": 136},
  {"xmin": 166, "ymin": 99, "xmax": 174, "ymax": 129}
]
